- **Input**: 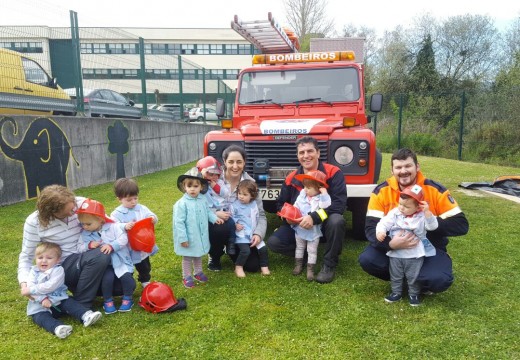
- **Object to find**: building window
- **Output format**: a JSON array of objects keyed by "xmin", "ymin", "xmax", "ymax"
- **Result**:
[
  {"xmin": 197, "ymin": 44, "xmax": 210, "ymax": 55},
  {"xmin": 210, "ymin": 44, "xmax": 223, "ymax": 54},
  {"xmin": 108, "ymin": 43, "xmax": 136, "ymax": 54},
  {"xmin": 111, "ymin": 69, "xmax": 125, "ymax": 78},
  {"xmin": 80, "ymin": 43, "xmax": 92, "ymax": 54},
  {"xmin": 169, "ymin": 69, "xmax": 179, "ymax": 79},
  {"xmin": 181, "ymin": 44, "xmax": 195, "ymax": 55},
  {"xmin": 151, "ymin": 44, "xmax": 167, "ymax": 54},
  {"xmin": 94, "ymin": 69, "xmax": 109, "ymax": 78},
  {"xmin": 92, "ymin": 44, "xmax": 107, "ymax": 54},
  {"xmin": 225, "ymin": 69, "xmax": 239, "ymax": 79},
  {"xmin": 82, "ymin": 69, "xmax": 95, "ymax": 78},
  {"xmin": 125, "ymin": 69, "xmax": 138, "ymax": 77},
  {"xmin": 238, "ymin": 44, "xmax": 250, "ymax": 54},
  {"xmin": 167, "ymin": 44, "xmax": 182, "ymax": 55},
  {"xmin": 122, "ymin": 44, "xmax": 138, "ymax": 54},
  {"xmin": 182, "ymin": 69, "xmax": 197, "ymax": 79},
  {"xmin": 210, "ymin": 69, "xmax": 224, "ymax": 79},
  {"xmin": 10, "ymin": 41, "xmax": 43, "ymax": 53},
  {"xmin": 226, "ymin": 44, "xmax": 238, "ymax": 55}
]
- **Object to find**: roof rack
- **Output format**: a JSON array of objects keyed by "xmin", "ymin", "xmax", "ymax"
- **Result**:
[{"xmin": 231, "ymin": 12, "xmax": 299, "ymax": 54}]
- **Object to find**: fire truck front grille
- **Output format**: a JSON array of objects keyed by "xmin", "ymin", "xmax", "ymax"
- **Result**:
[{"xmin": 244, "ymin": 140, "xmax": 328, "ymax": 186}]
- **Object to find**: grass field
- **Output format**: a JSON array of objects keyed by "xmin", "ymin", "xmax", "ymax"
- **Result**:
[{"xmin": 1, "ymin": 154, "xmax": 519, "ymax": 359}]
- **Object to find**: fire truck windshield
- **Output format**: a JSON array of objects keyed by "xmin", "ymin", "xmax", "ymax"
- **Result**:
[{"xmin": 238, "ymin": 67, "xmax": 360, "ymax": 105}]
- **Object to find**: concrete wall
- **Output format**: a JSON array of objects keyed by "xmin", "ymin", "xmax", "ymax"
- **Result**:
[{"xmin": 0, "ymin": 115, "xmax": 217, "ymax": 206}]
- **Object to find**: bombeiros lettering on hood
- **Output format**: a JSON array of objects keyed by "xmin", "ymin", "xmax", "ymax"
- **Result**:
[{"xmin": 260, "ymin": 119, "xmax": 324, "ymax": 135}]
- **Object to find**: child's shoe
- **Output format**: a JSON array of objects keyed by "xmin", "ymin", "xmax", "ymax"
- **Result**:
[
  {"xmin": 82, "ymin": 310, "xmax": 102, "ymax": 327},
  {"xmin": 409, "ymin": 295, "xmax": 421, "ymax": 307},
  {"xmin": 103, "ymin": 299, "xmax": 117, "ymax": 314},
  {"xmin": 119, "ymin": 296, "xmax": 134, "ymax": 312},
  {"xmin": 183, "ymin": 276, "xmax": 195, "ymax": 288},
  {"xmin": 141, "ymin": 281, "xmax": 150, "ymax": 288},
  {"xmin": 261, "ymin": 267, "xmax": 271, "ymax": 276},
  {"xmin": 54, "ymin": 325, "xmax": 73, "ymax": 339},
  {"xmin": 384, "ymin": 293, "xmax": 402, "ymax": 303},
  {"xmin": 194, "ymin": 272, "xmax": 209, "ymax": 283},
  {"xmin": 306, "ymin": 264, "xmax": 315, "ymax": 281},
  {"xmin": 235, "ymin": 266, "xmax": 246, "ymax": 278}
]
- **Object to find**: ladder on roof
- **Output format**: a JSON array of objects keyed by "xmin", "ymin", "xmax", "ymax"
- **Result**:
[{"xmin": 231, "ymin": 12, "xmax": 299, "ymax": 54}]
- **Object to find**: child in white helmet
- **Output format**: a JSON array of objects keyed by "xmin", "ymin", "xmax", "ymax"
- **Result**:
[{"xmin": 22, "ymin": 242, "xmax": 102, "ymax": 339}]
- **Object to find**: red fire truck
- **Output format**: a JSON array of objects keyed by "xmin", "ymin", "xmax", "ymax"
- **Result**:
[{"xmin": 205, "ymin": 13, "xmax": 383, "ymax": 239}]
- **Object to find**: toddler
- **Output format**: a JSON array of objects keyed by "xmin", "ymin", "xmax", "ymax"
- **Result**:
[
  {"xmin": 376, "ymin": 185, "xmax": 438, "ymax": 306},
  {"xmin": 292, "ymin": 170, "xmax": 331, "ymax": 281},
  {"xmin": 174, "ymin": 167, "xmax": 223, "ymax": 288},
  {"xmin": 22, "ymin": 242, "xmax": 102, "ymax": 339},
  {"xmin": 231, "ymin": 179, "xmax": 270, "ymax": 278},
  {"xmin": 77, "ymin": 199, "xmax": 136, "ymax": 314},
  {"xmin": 197, "ymin": 156, "xmax": 236, "ymax": 255},
  {"xmin": 111, "ymin": 177, "xmax": 159, "ymax": 288}
]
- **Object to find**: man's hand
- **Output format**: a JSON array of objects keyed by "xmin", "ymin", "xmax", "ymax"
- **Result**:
[
  {"xmin": 298, "ymin": 215, "xmax": 315, "ymax": 230},
  {"xmin": 100, "ymin": 244, "xmax": 113, "ymax": 254},
  {"xmin": 389, "ymin": 230, "xmax": 419, "ymax": 250},
  {"xmin": 216, "ymin": 210, "xmax": 230, "ymax": 221},
  {"xmin": 250, "ymin": 234, "xmax": 261, "ymax": 248},
  {"xmin": 41, "ymin": 298, "xmax": 52, "ymax": 308}
]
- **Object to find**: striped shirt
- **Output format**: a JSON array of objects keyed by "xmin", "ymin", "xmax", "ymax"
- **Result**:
[{"xmin": 18, "ymin": 197, "xmax": 85, "ymax": 284}]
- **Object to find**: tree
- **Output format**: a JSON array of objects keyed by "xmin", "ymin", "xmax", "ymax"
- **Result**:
[
  {"xmin": 340, "ymin": 24, "xmax": 377, "ymax": 91},
  {"xmin": 408, "ymin": 34, "xmax": 439, "ymax": 92},
  {"xmin": 435, "ymin": 14, "xmax": 501, "ymax": 88},
  {"xmin": 283, "ymin": 0, "xmax": 335, "ymax": 40}
]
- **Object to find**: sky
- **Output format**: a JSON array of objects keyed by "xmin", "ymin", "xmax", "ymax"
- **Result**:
[{"xmin": 1, "ymin": 0, "xmax": 518, "ymax": 35}]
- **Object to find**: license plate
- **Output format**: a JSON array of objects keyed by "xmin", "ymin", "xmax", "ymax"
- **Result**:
[{"xmin": 259, "ymin": 188, "xmax": 280, "ymax": 200}]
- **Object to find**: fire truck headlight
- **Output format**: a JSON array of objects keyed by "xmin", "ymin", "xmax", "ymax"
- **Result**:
[
  {"xmin": 334, "ymin": 146, "xmax": 354, "ymax": 165},
  {"xmin": 209, "ymin": 142, "xmax": 217, "ymax": 151}
]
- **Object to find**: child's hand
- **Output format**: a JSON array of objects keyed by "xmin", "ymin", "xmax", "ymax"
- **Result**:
[
  {"xmin": 89, "ymin": 241, "xmax": 101, "ymax": 249},
  {"xmin": 319, "ymin": 187, "xmax": 328, "ymax": 194},
  {"xmin": 215, "ymin": 218, "xmax": 224, "ymax": 225},
  {"xmin": 41, "ymin": 298, "xmax": 52, "ymax": 308},
  {"xmin": 236, "ymin": 223, "xmax": 244, "ymax": 231},
  {"xmin": 125, "ymin": 221, "xmax": 136, "ymax": 231},
  {"xmin": 100, "ymin": 244, "xmax": 113, "ymax": 254},
  {"xmin": 420, "ymin": 201, "xmax": 433, "ymax": 217},
  {"xmin": 201, "ymin": 168, "xmax": 209, "ymax": 178},
  {"xmin": 376, "ymin": 231, "xmax": 386, "ymax": 242},
  {"xmin": 181, "ymin": 241, "xmax": 189, "ymax": 248}
]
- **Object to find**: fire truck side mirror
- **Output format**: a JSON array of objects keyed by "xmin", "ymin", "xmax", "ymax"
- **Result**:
[
  {"xmin": 216, "ymin": 98, "xmax": 226, "ymax": 118},
  {"xmin": 370, "ymin": 93, "xmax": 383, "ymax": 113}
]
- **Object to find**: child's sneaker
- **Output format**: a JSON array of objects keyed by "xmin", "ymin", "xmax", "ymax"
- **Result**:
[
  {"xmin": 384, "ymin": 293, "xmax": 402, "ymax": 303},
  {"xmin": 82, "ymin": 310, "xmax": 102, "ymax": 327},
  {"xmin": 409, "ymin": 295, "xmax": 421, "ymax": 307},
  {"xmin": 183, "ymin": 276, "xmax": 195, "ymax": 288},
  {"xmin": 141, "ymin": 281, "xmax": 150, "ymax": 288},
  {"xmin": 119, "ymin": 297, "xmax": 134, "ymax": 312},
  {"xmin": 103, "ymin": 299, "xmax": 117, "ymax": 314},
  {"xmin": 54, "ymin": 325, "xmax": 73, "ymax": 339},
  {"xmin": 194, "ymin": 272, "xmax": 209, "ymax": 283}
]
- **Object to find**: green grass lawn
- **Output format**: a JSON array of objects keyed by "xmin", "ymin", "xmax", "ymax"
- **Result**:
[{"xmin": 1, "ymin": 155, "xmax": 519, "ymax": 359}]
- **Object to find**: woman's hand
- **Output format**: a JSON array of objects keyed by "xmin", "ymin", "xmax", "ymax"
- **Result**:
[
  {"xmin": 389, "ymin": 230, "xmax": 419, "ymax": 250},
  {"xmin": 20, "ymin": 283, "xmax": 33, "ymax": 299},
  {"xmin": 250, "ymin": 234, "xmax": 262, "ymax": 247},
  {"xmin": 216, "ymin": 210, "xmax": 230, "ymax": 221}
]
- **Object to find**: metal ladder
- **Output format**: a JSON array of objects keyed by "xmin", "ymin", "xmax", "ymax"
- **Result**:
[{"xmin": 231, "ymin": 12, "xmax": 298, "ymax": 54}]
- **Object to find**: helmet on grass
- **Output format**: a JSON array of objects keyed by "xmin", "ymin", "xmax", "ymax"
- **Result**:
[{"xmin": 139, "ymin": 282, "xmax": 187, "ymax": 313}]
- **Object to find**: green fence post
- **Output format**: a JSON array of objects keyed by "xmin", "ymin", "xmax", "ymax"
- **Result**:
[
  {"xmin": 178, "ymin": 56, "xmax": 183, "ymax": 121},
  {"xmin": 458, "ymin": 91, "xmax": 466, "ymax": 161},
  {"xmin": 69, "ymin": 11, "xmax": 84, "ymax": 114},
  {"xmin": 397, "ymin": 94, "xmax": 403, "ymax": 149},
  {"xmin": 139, "ymin": 37, "xmax": 147, "ymax": 117}
]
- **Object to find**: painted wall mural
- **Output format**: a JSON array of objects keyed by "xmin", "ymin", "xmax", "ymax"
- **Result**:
[
  {"xmin": 0, "ymin": 116, "xmax": 78, "ymax": 199},
  {"xmin": 108, "ymin": 120, "xmax": 129, "ymax": 179}
]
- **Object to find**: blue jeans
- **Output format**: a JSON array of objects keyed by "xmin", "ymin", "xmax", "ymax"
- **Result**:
[
  {"xmin": 102, "ymin": 266, "xmax": 136, "ymax": 301},
  {"xmin": 31, "ymin": 298, "xmax": 89, "ymax": 334}
]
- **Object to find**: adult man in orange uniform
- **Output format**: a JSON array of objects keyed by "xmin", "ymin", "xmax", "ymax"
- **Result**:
[{"xmin": 359, "ymin": 148, "xmax": 469, "ymax": 293}]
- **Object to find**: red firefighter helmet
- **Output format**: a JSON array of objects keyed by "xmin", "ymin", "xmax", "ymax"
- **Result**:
[
  {"xmin": 196, "ymin": 156, "xmax": 222, "ymax": 174},
  {"xmin": 128, "ymin": 217, "xmax": 156, "ymax": 252},
  {"xmin": 76, "ymin": 199, "xmax": 114, "ymax": 223},
  {"xmin": 294, "ymin": 170, "xmax": 329, "ymax": 188},
  {"xmin": 276, "ymin": 202, "xmax": 302, "ymax": 222},
  {"xmin": 401, "ymin": 184, "xmax": 425, "ymax": 203},
  {"xmin": 139, "ymin": 282, "xmax": 187, "ymax": 313}
]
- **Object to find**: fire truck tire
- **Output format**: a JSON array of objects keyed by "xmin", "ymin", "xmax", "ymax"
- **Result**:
[
  {"xmin": 262, "ymin": 201, "xmax": 278, "ymax": 213},
  {"xmin": 349, "ymin": 197, "xmax": 369, "ymax": 241}
]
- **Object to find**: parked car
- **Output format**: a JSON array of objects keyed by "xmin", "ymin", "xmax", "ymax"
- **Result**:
[
  {"xmin": 188, "ymin": 107, "xmax": 219, "ymax": 121},
  {"xmin": 157, "ymin": 104, "xmax": 182, "ymax": 120},
  {"xmin": 64, "ymin": 88, "xmax": 140, "ymax": 118},
  {"xmin": 0, "ymin": 48, "xmax": 74, "ymax": 115}
]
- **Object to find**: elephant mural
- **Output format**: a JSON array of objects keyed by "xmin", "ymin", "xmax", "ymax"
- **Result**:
[{"xmin": 0, "ymin": 116, "xmax": 79, "ymax": 199}]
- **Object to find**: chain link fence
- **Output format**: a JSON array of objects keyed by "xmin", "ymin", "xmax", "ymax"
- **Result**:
[{"xmin": 370, "ymin": 87, "xmax": 520, "ymax": 168}]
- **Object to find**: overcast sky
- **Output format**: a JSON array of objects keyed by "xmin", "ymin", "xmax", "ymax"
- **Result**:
[{"xmin": 1, "ymin": 0, "xmax": 518, "ymax": 35}]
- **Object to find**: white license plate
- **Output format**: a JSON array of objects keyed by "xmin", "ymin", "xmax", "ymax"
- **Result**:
[{"xmin": 259, "ymin": 188, "xmax": 280, "ymax": 200}]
